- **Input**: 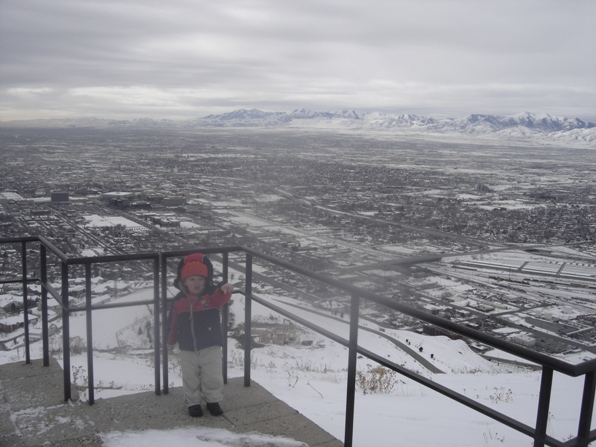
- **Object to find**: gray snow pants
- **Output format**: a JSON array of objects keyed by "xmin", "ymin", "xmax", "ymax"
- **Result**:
[{"xmin": 179, "ymin": 345, "xmax": 224, "ymax": 407}]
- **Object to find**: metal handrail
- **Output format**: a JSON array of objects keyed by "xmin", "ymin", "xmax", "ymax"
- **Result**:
[
  {"xmin": 239, "ymin": 246, "xmax": 596, "ymax": 377},
  {"xmin": 1, "ymin": 236, "xmax": 594, "ymax": 447}
]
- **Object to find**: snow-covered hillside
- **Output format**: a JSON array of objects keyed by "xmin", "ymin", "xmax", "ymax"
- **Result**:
[{"xmin": 2, "ymin": 287, "xmax": 592, "ymax": 446}]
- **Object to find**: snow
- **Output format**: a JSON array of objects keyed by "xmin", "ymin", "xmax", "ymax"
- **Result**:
[
  {"xmin": 101, "ymin": 427, "xmax": 308, "ymax": 447},
  {"xmin": 80, "ymin": 247, "xmax": 106, "ymax": 257},
  {"xmin": 2, "ymin": 288, "xmax": 594, "ymax": 447},
  {"xmin": 180, "ymin": 221, "xmax": 202, "ymax": 228},
  {"xmin": 82, "ymin": 214, "xmax": 149, "ymax": 232}
]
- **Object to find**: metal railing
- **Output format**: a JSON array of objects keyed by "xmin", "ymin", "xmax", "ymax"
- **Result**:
[{"xmin": 1, "ymin": 235, "xmax": 595, "ymax": 447}]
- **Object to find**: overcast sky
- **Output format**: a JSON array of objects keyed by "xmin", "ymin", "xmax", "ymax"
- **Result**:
[{"xmin": 1, "ymin": 0, "xmax": 595, "ymax": 122}]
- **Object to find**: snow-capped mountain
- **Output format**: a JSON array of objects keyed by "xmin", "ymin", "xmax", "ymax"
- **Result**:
[{"xmin": 2, "ymin": 109, "xmax": 595, "ymax": 145}]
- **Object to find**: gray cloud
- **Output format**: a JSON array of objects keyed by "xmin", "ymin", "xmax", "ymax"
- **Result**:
[{"xmin": 1, "ymin": 0, "xmax": 595, "ymax": 121}]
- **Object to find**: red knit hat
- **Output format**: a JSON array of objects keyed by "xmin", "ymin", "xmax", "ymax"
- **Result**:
[{"xmin": 181, "ymin": 260, "xmax": 208, "ymax": 282}]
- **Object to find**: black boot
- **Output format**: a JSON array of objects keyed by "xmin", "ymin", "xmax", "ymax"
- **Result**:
[
  {"xmin": 206, "ymin": 402, "xmax": 223, "ymax": 416},
  {"xmin": 188, "ymin": 404, "xmax": 203, "ymax": 417}
]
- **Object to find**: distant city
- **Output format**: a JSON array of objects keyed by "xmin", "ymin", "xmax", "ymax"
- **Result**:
[{"xmin": 1, "ymin": 126, "xmax": 595, "ymax": 363}]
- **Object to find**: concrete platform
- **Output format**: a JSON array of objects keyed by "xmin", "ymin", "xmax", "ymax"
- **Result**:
[{"xmin": 0, "ymin": 358, "xmax": 343, "ymax": 447}]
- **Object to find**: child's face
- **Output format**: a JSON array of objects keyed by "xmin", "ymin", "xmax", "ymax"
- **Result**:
[{"xmin": 184, "ymin": 275, "xmax": 206, "ymax": 295}]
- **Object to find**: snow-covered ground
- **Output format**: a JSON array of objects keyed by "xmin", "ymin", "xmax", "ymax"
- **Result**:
[{"xmin": 2, "ymin": 288, "xmax": 594, "ymax": 446}]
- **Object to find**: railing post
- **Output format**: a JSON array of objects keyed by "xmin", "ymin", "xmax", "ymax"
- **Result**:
[
  {"xmin": 222, "ymin": 252, "xmax": 229, "ymax": 282},
  {"xmin": 577, "ymin": 371, "xmax": 595, "ymax": 447},
  {"xmin": 344, "ymin": 293, "xmax": 360, "ymax": 447},
  {"xmin": 222, "ymin": 252, "xmax": 229, "ymax": 384},
  {"xmin": 61, "ymin": 261, "xmax": 72, "ymax": 402},
  {"xmin": 40, "ymin": 244, "xmax": 49, "ymax": 367},
  {"xmin": 160, "ymin": 253, "xmax": 169, "ymax": 395},
  {"xmin": 85, "ymin": 262, "xmax": 95, "ymax": 405},
  {"xmin": 153, "ymin": 256, "xmax": 161, "ymax": 396},
  {"xmin": 244, "ymin": 253, "xmax": 253, "ymax": 387},
  {"xmin": 21, "ymin": 241, "xmax": 30, "ymax": 364},
  {"xmin": 534, "ymin": 367, "xmax": 554, "ymax": 447}
]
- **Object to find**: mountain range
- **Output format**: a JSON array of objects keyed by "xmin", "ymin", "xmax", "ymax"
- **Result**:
[{"xmin": 2, "ymin": 109, "xmax": 595, "ymax": 145}]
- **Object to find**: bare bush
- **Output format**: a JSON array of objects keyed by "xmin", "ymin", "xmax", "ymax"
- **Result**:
[{"xmin": 356, "ymin": 366, "xmax": 399, "ymax": 394}]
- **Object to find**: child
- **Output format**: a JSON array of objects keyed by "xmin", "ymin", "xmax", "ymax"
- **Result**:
[{"xmin": 167, "ymin": 253, "xmax": 233, "ymax": 417}]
